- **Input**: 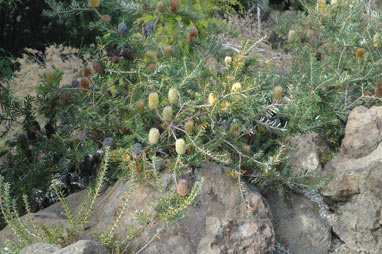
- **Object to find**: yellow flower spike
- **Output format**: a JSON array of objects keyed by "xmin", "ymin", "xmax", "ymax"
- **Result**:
[
  {"xmin": 331, "ymin": 0, "xmax": 337, "ymax": 4},
  {"xmin": 224, "ymin": 56, "xmax": 232, "ymax": 66},
  {"xmin": 317, "ymin": 0, "xmax": 326, "ymax": 13},
  {"xmin": 288, "ymin": 30, "xmax": 297, "ymax": 43},
  {"xmin": 176, "ymin": 139, "xmax": 186, "ymax": 155},
  {"xmin": 148, "ymin": 92, "xmax": 159, "ymax": 110},
  {"xmin": 273, "ymin": 86, "xmax": 283, "ymax": 102},
  {"xmin": 148, "ymin": 128, "xmax": 160, "ymax": 145},
  {"xmin": 374, "ymin": 33, "xmax": 382, "ymax": 48},
  {"xmin": 231, "ymin": 82, "xmax": 242, "ymax": 93},
  {"xmin": 208, "ymin": 93, "xmax": 217, "ymax": 105},
  {"xmin": 185, "ymin": 120, "xmax": 194, "ymax": 135},
  {"xmin": 168, "ymin": 88, "xmax": 178, "ymax": 105},
  {"xmin": 162, "ymin": 106, "xmax": 173, "ymax": 122}
]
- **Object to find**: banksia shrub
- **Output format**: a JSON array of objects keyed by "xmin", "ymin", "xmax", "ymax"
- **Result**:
[
  {"xmin": 149, "ymin": 92, "xmax": 159, "ymax": 110},
  {"xmin": 176, "ymin": 139, "xmax": 186, "ymax": 155},
  {"xmin": 149, "ymin": 128, "xmax": 160, "ymax": 145},
  {"xmin": 168, "ymin": 88, "xmax": 178, "ymax": 105}
]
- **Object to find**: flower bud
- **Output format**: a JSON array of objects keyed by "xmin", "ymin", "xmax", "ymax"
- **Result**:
[
  {"xmin": 176, "ymin": 138, "xmax": 186, "ymax": 155},
  {"xmin": 46, "ymin": 68, "xmax": 55, "ymax": 85},
  {"xmin": 149, "ymin": 92, "xmax": 159, "ymax": 110},
  {"xmin": 185, "ymin": 120, "xmax": 194, "ymax": 135},
  {"xmin": 208, "ymin": 93, "xmax": 217, "ymax": 105},
  {"xmin": 273, "ymin": 86, "xmax": 283, "ymax": 101},
  {"xmin": 243, "ymin": 145, "xmax": 251, "ymax": 155},
  {"xmin": 288, "ymin": 30, "xmax": 297, "ymax": 43},
  {"xmin": 164, "ymin": 45, "xmax": 172, "ymax": 58},
  {"xmin": 162, "ymin": 106, "xmax": 173, "ymax": 122},
  {"xmin": 188, "ymin": 27, "xmax": 199, "ymax": 42},
  {"xmin": 148, "ymin": 128, "xmax": 160, "ymax": 145},
  {"xmin": 231, "ymin": 82, "xmax": 242, "ymax": 93},
  {"xmin": 224, "ymin": 56, "xmax": 232, "ymax": 66},
  {"xmin": 88, "ymin": 0, "xmax": 100, "ymax": 8},
  {"xmin": 137, "ymin": 100, "xmax": 145, "ymax": 114},
  {"xmin": 168, "ymin": 88, "xmax": 178, "ymax": 105},
  {"xmin": 170, "ymin": 0, "xmax": 180, "ymax": 13},
  {"xmin": 177, "ymin": 179, "xmax": 188, "ymax": 197},
  {"xmin": 157, "ymin": 1, "xmax": 165, "ymax": 12}
]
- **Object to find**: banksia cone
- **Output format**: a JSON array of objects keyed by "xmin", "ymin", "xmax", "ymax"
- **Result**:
[
  {"xmin": 164, "ymin": 45, "xmax": 172, "ymax": 58},
  {"xmin": 231, "ymin": 82, "xmax": 242, "ymax": 93},
  {"xmin": 375, "ymin": 81, "xmax": 382, "ymax": 98},
  {"xmin": 273, "ymin": 86, "xmax": 283, "ymax": 101},
  {"xmin": 170, "ymin": 0, "xmax": 180, "ymax": 13},
  {"xmin": 101, "ymin": 15, "xmax": 111, "ymax": 23},
  {"xmin": 157, "ymin": 1, "xmax": 165, "ymax": 13},
  {"xmin": 149, "ymin": 128, "xmax": 160, "ymax": 145},
  {"xmin": 356, "ymin": 48, "xmax": 366, "ymax": 62},
  {"xmin": 149, "ymin": 92, "xmax": 159, "ymax": 110},
  {"xmin": 147, "ymin": 63, "xmax": 156, "ymax": 73},
  {"xmin": 80, "ymin": 78, "xmax": 90, "ymax": 90},
  {"xmin": 84, "ymin": 67, "xmax": 92, "ymax": 77},
  {"xmin": 59, "ymin": 93, "xmax": 70, "ymax": 105},
  {"xmin": 331, "ymin": 0, "xmax": 337, "ymax": 4},
  {"xmin": 46, "ymin": 68, "xmax": 55, "ymax": 85},
  {"xmin": 288, "ymin": 30, "xmax": 297, "ymax": 43},
  {"xmin": 162, "ymin": 106, "xmax": 173, "ymax": 121},
  {"xmin": 185, "ymin": 120, "xmax": 194, "ymax": 135},
  {"xmin": 137, "ymin": 100, "xmax": 145, "ymax": 114},
  {"xmin": 177, "ymin": 179, "xmax": 188, "ymax": 197},
  {"xmin": 93, "ymin": 60, "xmax": 104, "ymax": 74},
  {"xmin": 188, "ymin": 27, "xmax": 198, "ymax": 42},
  {"xmin": 243, "ymin": 145, "xmax": 251, "ymax": 155},
  {"xmin": 208, "ymin": 93, "xmax": 217, "ymax": 105},
  {"xmin": 88, "ymin": 0, "xmax": 100, "ymax": 8},
  {"xmin": 317, "ymin": 0, "xmax": 326, "ymax": 13},
  {"xmin": 176, "ymin": 138, "xmax": 186, "ymax": 155},
  {"xmin": 374, "ymin": 33, "xmax": 381, "ymax": 48},
  {"xmin": 224, "ymin": 56, "xmax": 232, "ymax": 66},
  {"xmin": 168, "ymin": 88, "xmax": 178, "ymax": 104}
]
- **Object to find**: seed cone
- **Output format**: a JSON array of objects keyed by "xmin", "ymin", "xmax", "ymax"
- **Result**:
[
  {"xmin": 101, "ymin": 15, "xmax": 111, "ymax": 23},
  {"xmin": 84, "ymin": 67, "xmax": 92, "ymax": 77},
  {"xmin": 170, "ymin": 0, "xmax": 180, "ymax": 13},
  {"xmin": 149, "ymin": 92, "xmax": 159, "ymax": 110},
  {"xmin": 149, "ymin": 128, "xmax": 160, "ymax": 145},
  {"xmin": 176, "ymin": 138, "xmax": 186, "ymax": 155},
  {"xmin": 273, "ymin": 86, "xmax": 283, "ymax": 101},
  {"xmin": 185, "ymin": 120, "xmax": 194, "ymax": 135},
  {"xmin": 188, "ymin": 27, "xmax": 198, "ymax": 42},
  {"xmin": 356, "ymin": 48, "xmax": 366, "ymax": 62},
  {"xmin": 80, "ymin": 78, "xmax": 90, "ymax": 90},
  {"xmin": 162, "ymin": 106, "xmax": 173, "ymax": 122},
  {"xmin": 46, "ymin": 68, "xmax": 55, "ymax": 85},
  {"xmin": 168, "ymin": 88, "xmax": 178, "ymax": 105},
  {"xmin": 375, "ymin": 81, "xmax": 382, "ymax": 98},
  {"xmin": 157, "ymin": 1, "xmax": 165, "ymax": 13},
  {"xmin": 93, "ymin": 60, "xmax": 104, "ymax": 74},
  {"xmin": 177, "ymin": 179, "xmax": 188, "ymax": 197}
]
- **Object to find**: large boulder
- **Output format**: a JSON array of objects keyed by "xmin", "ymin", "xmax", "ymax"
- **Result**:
[
  {"xmin": 1, "ymin": 164, "xmax": 275, "ymax": 254},
  {"xmin": 20, "ymin": 240, "xmax": 108, "ymax": 254},
  {"xmin": 321, "ymin": 106, "xmax": 382, "ymax": 253}
]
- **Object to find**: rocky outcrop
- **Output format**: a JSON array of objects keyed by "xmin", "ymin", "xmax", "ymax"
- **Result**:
[
  {"xmin": 1, "ymin": 164, "xmax": 275, "ymax": 254},
  {"xmin": 321, "ymin": 106, "xmax": 382, "ymax": 253},
  {"xmin": 20, "ymin": 240, "xmax": 108, "ymax": 254}
]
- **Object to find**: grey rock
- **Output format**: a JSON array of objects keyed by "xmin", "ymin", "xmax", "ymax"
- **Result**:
[
  {"xmin": 55, "ymin": 240, "xmax": 108, "ymax": 254},
  {"xmin": 20, "ymin": 243, "xmax": 60, "ymax": 254},
  {"xmin": 102, "ymin": 137, "xmax": 115, "ymax": 150},
  {"xmin": 321, "ymin": 106, "xmax": 382, "ymax": 253},
  {"xmin": 265, "ymin": 192, "xmax": 331, "ymax": 254},
  {"xmin": 118, "ymin": 23, "xmax": 128, "ymax": 36}
]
